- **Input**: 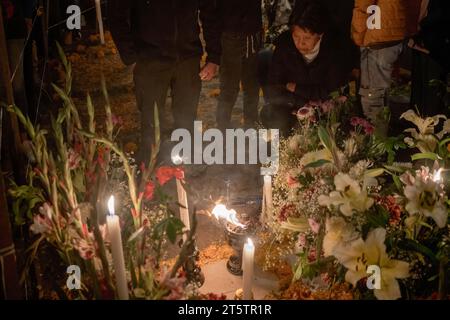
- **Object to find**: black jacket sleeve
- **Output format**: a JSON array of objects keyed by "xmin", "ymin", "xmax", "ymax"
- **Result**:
[
  {"xmin": 199, "ymin": 0, "xmax": 221, "ymax": 65},
  {"xmin": 267, "ymin": 46, "xmax": 295, "ymax": 107},
  {"xmin": 107, "ymin": 0, "xmax": 136, "ymax": 65},
  {"xmin": 293, "ymin": 63, "xmax": 345, "ymax": 102}
]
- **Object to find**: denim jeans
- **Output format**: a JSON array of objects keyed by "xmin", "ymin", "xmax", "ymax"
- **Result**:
[{"xmin": 359, "ymin": 43, "xmax": 403, "ymax": 123}]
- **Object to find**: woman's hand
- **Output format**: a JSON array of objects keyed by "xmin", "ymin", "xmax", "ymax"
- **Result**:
[{"xmin": 286, "ymin": 82, "xmax": 296, "ymax": 93}]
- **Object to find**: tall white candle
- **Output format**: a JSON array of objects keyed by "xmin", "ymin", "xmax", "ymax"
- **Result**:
[
  {"xmin": 172, "ymin": 155, "xmax": 190, "ymax": 241},
  {"xmin": 242, "ymin": 238, "xmax": 254, "ymax": 300},
  {"xmin": 95, "ymin": 0, "xmax": 105, "ymax": 44},
  {"xmin": 107, "ymin": 196, "xmax": 129, "ymax": 300},
  {"xmin": 176, "ymin": 179, "xmax": 190, "ymax": 242},
  {"xmin": 262, "ymin": 175, "xmax": 273, "ymax": 223}
]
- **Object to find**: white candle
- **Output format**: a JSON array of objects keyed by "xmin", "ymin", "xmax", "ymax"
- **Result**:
[
  {"xmin": 176, "ymin": 179, "xmax": 190, "ymax": 242},
  {"xmin": 242, "ymin": 238, "xmax": 254, "ymax": 300},
  {"xmin": 95, "ymin": 0, "xmax": 105, "ymax": 44},
  {"xmin": 262, "ymin": 175, "xmax": 273, "ymax": 223},
  {"xmin": 106, "ymin": 196, "xmax": 129, "ymax": 300}
]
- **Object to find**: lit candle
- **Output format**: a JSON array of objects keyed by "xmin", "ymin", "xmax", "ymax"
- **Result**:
[
  {"xmin": 95, "ymin": 0, "xmax": 105, "ymax": 44},
  {"xmin": 176, "ymin": 179, "xmax": 190, "ymax": 241},
  {"xmin": 242, "ymin": 238, "xmax": 254, "ymax": 300},
  {"xmin": 262, "ymin": 175, "xmax": 273, "ymax": 223},
  {"xmin": 172, "ymin": 155, "xmax": 190, "ymax": 241},
  {"xmin": 106, "ymin": 196, "xmax": 129, "ymax": 300}
]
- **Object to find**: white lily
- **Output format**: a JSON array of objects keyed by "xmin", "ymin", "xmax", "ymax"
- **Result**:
[
  {"xmin": 403, "ymin": 168, "xmax": 448, "ymax": 228},
  {"xmin": 333, "ymin": 228, "xmax": 410, "ymax": 300},
  {"xmin": 401, "ymin": 110, "xmax": 446, "ymax": 153},
  {"xmin": 323, "ymin": 217, "xmax": 359, "ymax": 257},
  {"xmin": 318, "ymin": 173, "xmax": 374, "ymax": 216}
]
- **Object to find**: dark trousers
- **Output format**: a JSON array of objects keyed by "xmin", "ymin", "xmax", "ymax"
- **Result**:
[
  {"xmin": 260, "ymin": 103, "xmax": 297, "ymax": 137},
  {"xmin": 217, "ymin": 32, "xmax": 261, "ymax": 129},
  {"xmin": 411, "ymin": 50, "xmax": 449, "ymax": 118},
  {"xmin": 133, "ymin": 56, "xmax": 201, "ymax": 163}
]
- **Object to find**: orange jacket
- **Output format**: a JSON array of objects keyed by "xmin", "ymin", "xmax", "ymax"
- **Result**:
[{"xmin": 351, "ymin": 0, "xmax": 422, "ymax": 47}]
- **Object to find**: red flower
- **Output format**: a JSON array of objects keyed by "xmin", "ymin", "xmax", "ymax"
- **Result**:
[
  {"xmin": 144, "ymin": 181, "xmax": 155, "ymax": 200},
  {"xmin": 156, "ymin": 166, "xmax": 185, "ymax": 186},
  {"xmin": 376, "ymin": 195, "xmax": 403, "ymax": 225},
  {"xmin": 131, "ymin": 208, "xmax": 139, "ymax": 219}
]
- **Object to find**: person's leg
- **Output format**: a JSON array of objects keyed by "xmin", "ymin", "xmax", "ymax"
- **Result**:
[
  {"xmin": 257, "ymin": 47, "xmax": 274, "ymax": 102},
  {"xmin": 260, "ymin": 103, "xmax": 296, "ymax": 137},
  {"xmin": 217, "ymin": 33, "xmax": 244, "ymax": 130},
  {"xmin": 171, "ymin": 57, "xmax": 202, "ymax": 133},
  {"xmin": 411, "ymin": 50, "xmax": 447, "ymax": 117},
  {"xmin": 241, "ymin": 35, "xmax": 261, "ymax": 127},
  {"xmin": 133, "ymin": 59, "xmax": 172, "ymax": 165},
  {"xmin": 360, "ymin": 43, "xmax": 403, "ymax": 124}
]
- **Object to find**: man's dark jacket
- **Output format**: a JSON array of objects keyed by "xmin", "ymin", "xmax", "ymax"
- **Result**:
[
  {"xmin": 216, "ymin": 0, "xmax": 262, "ymax": 35},
  {"xmin": 108, "ymin": 0, "xmax": 221, "ymax": 65}
]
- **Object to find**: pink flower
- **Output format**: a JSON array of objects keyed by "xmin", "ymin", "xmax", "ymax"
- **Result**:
[
  {"xmin": 74, "ymin": 239, "xmax": 95, "ymax": 260},
  {"xmin": 297, "ymin": 233, "xmax": 307, "ymax": 249},
  {"xmin": 160, "ymin": 271, "xmax": 187, "ymax": 300},
  {"xmin": 287, "ymin": 174, "xmax": 299, "ymax": 187},
  {"xmin": 336, "ymin": 96, "xmax": 348, "ymax": 104},
  {"xmin": 308, "ymin": 218, "xmax": 320, "ymax": 234},
  {"xmin": 320, "ymin": 100, "xmax": 335, "ymax": 113},
  {"xmin": 296, "ymin": 106, "xmax": 315, "ymax": 121},
  {"xmin": 350, "ymin": 117, "xmax": 375, "ymax": 135},
  {"xmin": 278, "ymin": 204, "xmax": 297, "ymax": 222},
  {"xmin": 111, "ymin": 114, "xmax": 124, "ymax": 126}
]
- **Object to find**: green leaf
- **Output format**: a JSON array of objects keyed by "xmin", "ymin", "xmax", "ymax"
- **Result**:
[
  {"xmin": 393, "ymin": 175, "xmax": 402, "ymax": 191},
  {"xmin": 280, "ymin": 217, "xmax": 309, "ymax": 232},
  {"xmin": 365, "ymin": 168, "xmax": 385, "ymax": 177},
  {"xmin": 411, "ymin": 152, "xmax": 440, "ymax": 161},
  {"xmin": 383, "ymin": 165, "xmax": 408, "ymax": 174},
  {"xmin": 128, "ymin": 227, "xmax": 145, "ymax": 243},
  {"xmin": 304, "ymin": 159, "xmax": 331, "ymax": 169},
  {"xmin": 398, "ymin": 239, "xmax": 439, "ymax": 264},
  {"xmin": 318, "ymin": 126, "xmax": 332, "ymax": 151}
]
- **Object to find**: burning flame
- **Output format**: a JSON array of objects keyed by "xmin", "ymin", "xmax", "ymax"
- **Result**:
[
  {"xmin": 433, "ymin": 168, "xmax": 443, "ymax": 182},
  {"xmin": 107, "ymin": 195, "xmax": 115, "ymax": 216},
  {"xmin": 212, "ymin": 204, "xmax": 245, "ymax": 228}
]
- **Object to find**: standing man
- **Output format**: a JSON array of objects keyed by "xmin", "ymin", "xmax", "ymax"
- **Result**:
[
  {"xmin": 351, "ymin": 0, "xmax": 421, "ymax": 133},
  {"xmin": 108, "ymin": 0, "xmax": 221, "ymax": 164},
  {"xmin": 216, "ymin": 0, "xmax": 263, "ymax": 130}
]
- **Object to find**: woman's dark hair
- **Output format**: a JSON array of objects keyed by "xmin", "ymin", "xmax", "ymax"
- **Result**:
[{"xmin": 289, "ymin": 1, "xmax": 329, "ymax": 35}]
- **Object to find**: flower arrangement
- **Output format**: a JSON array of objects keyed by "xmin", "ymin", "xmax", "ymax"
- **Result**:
[
  {"xmin": 6, "ymin": 45, "xmax": 200, "ymax": 300},
  {"xmin": 266, "ymin": 96, "xmax": 450, "ymax": 300}
]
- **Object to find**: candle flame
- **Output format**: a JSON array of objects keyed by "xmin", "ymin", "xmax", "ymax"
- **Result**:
[
  {"xmin": 108, "ymin": 196, "xmax": 115, "ymax": 216},
  {"xmin": 211, "ymin": 204, "xmax": 245, "ymax": 228},
  {"xmin": 247, "ymin": 238, "xmax": 254, "ymax": 247},
  {"xmin": 433, "ymin": 168, "xmax": 442, "ymax": 183}
]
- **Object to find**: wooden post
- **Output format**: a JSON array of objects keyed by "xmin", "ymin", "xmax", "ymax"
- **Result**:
[
  {"xmin": 0, "ymin": 5, "xmax": 22, "ymax": 155},
  {"xmin": 0, "ymin": 4, "xmax": 23, "ymax": 300},
  {"xmin": 0, "ymin": 173, "xmax": 22, "ymax": 299}
]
